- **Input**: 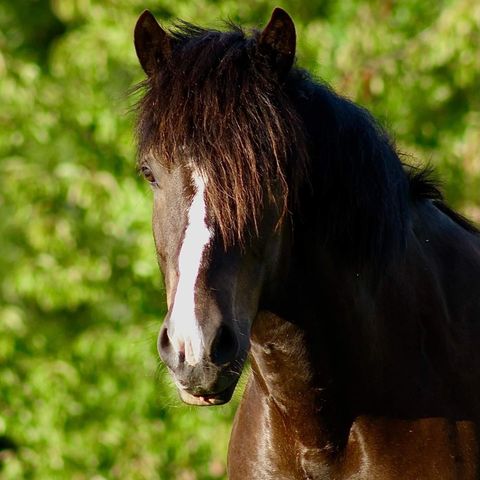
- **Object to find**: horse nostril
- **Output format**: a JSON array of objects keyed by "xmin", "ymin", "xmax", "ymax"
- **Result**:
[
  {"xmin": 211, "ymin": 325, "xmax": 238, "ymax": 366},
  {"xmin": 158, "ymin": 326, "xmax": 186, "ymax": 369},
  {"xmin": 159, "ymin": 326, "xmax": 170, "ymax": 350},
  {"xmin": 158, "ymin": 326, "xmax": 176, "ymax": 368}
]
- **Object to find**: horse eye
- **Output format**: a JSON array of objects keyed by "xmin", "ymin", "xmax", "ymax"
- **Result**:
[{"xmin": 140, "ymin": 165, "xmax": 157, "ymax": 185}]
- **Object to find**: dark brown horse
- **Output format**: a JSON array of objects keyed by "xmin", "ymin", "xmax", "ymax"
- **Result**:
[{"xmin": 133, "ymin": 7, "xmax": 480, "ymax": 479}]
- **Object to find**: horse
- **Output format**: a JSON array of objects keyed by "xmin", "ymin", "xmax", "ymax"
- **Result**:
[{"xmin": 133, "ymin": 7, "xmax": 480, "ymax": 479}]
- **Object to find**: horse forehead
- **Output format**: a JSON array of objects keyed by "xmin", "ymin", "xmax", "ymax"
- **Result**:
[{"xmin": 162, "ymin": 164, "xmax": 208, "ymax": 227}]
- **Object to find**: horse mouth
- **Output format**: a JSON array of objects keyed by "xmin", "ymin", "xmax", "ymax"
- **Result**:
[{"xmin": 178, "ymin": 382, "xmax": 237, "ymax": 406}]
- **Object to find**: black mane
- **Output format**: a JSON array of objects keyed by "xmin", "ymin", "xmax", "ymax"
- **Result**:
[
  {"xmin": 406, "ymin": 166, "xmax": 479, "ymax": 234},
  {"xmin": 136, "ymin": 21, "xmax": 477, "ymax": 267},
  {"xmin": 280, "ymin": 71, "xmax": 411, "ymax": 266}
]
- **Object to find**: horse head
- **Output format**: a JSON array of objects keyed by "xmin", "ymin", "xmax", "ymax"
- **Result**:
[{"xmin": 134, "ymin": 8, "xmax": 304, "ymax": 405}]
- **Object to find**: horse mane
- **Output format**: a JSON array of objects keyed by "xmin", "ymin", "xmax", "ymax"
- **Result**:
[
  {"xmin": 284, "ymin": 74, "xmax": 411, "ymax": 267},
  {"xmin": 135, "ymin": 20, "xmax": 477, "ymax": 265},
  {"xmin": 407, "ymin": 165, "xmax": 479, "ymax": 234},
  {"xmin": 136, "ymin": 22, "xmax": 308, "ymax": 245}
]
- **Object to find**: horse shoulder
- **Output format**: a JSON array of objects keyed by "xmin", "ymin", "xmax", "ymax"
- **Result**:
[{"xmin": 337, "ymin": 416, "xmax": 479, "ymax": 480}]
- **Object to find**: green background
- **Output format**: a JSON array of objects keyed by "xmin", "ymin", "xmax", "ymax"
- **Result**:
[{"xmin": 0, "ymin": 0, "xmax": 478, "ymax": 478}]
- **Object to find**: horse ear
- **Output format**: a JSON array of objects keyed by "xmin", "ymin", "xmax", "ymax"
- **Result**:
[
  {"xmin": 258, "ymin": 8, "xmax": 296, "ymax": 76},
  {"xmin": 134, "ymin": 10, "xmax": 171, "ymax": 75}
]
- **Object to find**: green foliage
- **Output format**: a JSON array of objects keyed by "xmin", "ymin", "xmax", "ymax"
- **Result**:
[{"xmin": 0, "ymin": 0, "xmax": 478, "ymax": 478}]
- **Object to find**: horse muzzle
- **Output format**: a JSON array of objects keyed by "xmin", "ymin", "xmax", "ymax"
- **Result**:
[
  {"xmin": 158, "ymin": 322, "xmax": 247, "ymax": 406},
  {"xmin": 177, "ymin": 379, "xmax": 238, "ymax": 406},
  {"xmin": 168, "ymin": 361, "xmax": 242, "ymax": 406}
]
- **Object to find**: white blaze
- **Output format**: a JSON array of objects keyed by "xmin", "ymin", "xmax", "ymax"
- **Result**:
[{"xmin": 168, "ymin": 171, "xmax": 212, "ymax": 366}]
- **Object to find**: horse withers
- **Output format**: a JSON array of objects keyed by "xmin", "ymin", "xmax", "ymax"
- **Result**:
[{"xmin": 133, "ymin": 7, "xmax": 480, "ymax": 479}]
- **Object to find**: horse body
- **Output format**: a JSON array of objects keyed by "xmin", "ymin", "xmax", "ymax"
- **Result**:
[
  {"xmin": 133, "ymin": 7, "xmax": 480, "ymax": 478},
  {"xmin": 230, "ymin": 201, "xmax": 480, "ymax": 479}
]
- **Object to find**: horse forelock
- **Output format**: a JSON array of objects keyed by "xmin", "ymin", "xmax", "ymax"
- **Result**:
[{"xmin": 135, "ymin": 22, "xmax": 308, "ymax": 246}]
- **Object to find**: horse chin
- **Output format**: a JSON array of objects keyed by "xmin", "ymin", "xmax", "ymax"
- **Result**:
[{"xmin": 178, "ymin": 381, "xmax": 237, "ymax": 406}]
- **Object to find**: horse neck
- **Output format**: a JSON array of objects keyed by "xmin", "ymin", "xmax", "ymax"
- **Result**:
[
  {"xmin": 250, "ymin": 310, "xmax": 350, "ymax": 453},
  {"xmin": 251, "ymin": 233, "xmax": 374, "ymax": 449},
  {"xmin": 256, "ymin": 199, "xmax": 480, "ymax": 421},
  {"xmin": 251, "ymin": 243, "xmax": 403, "ymax": 455}
]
